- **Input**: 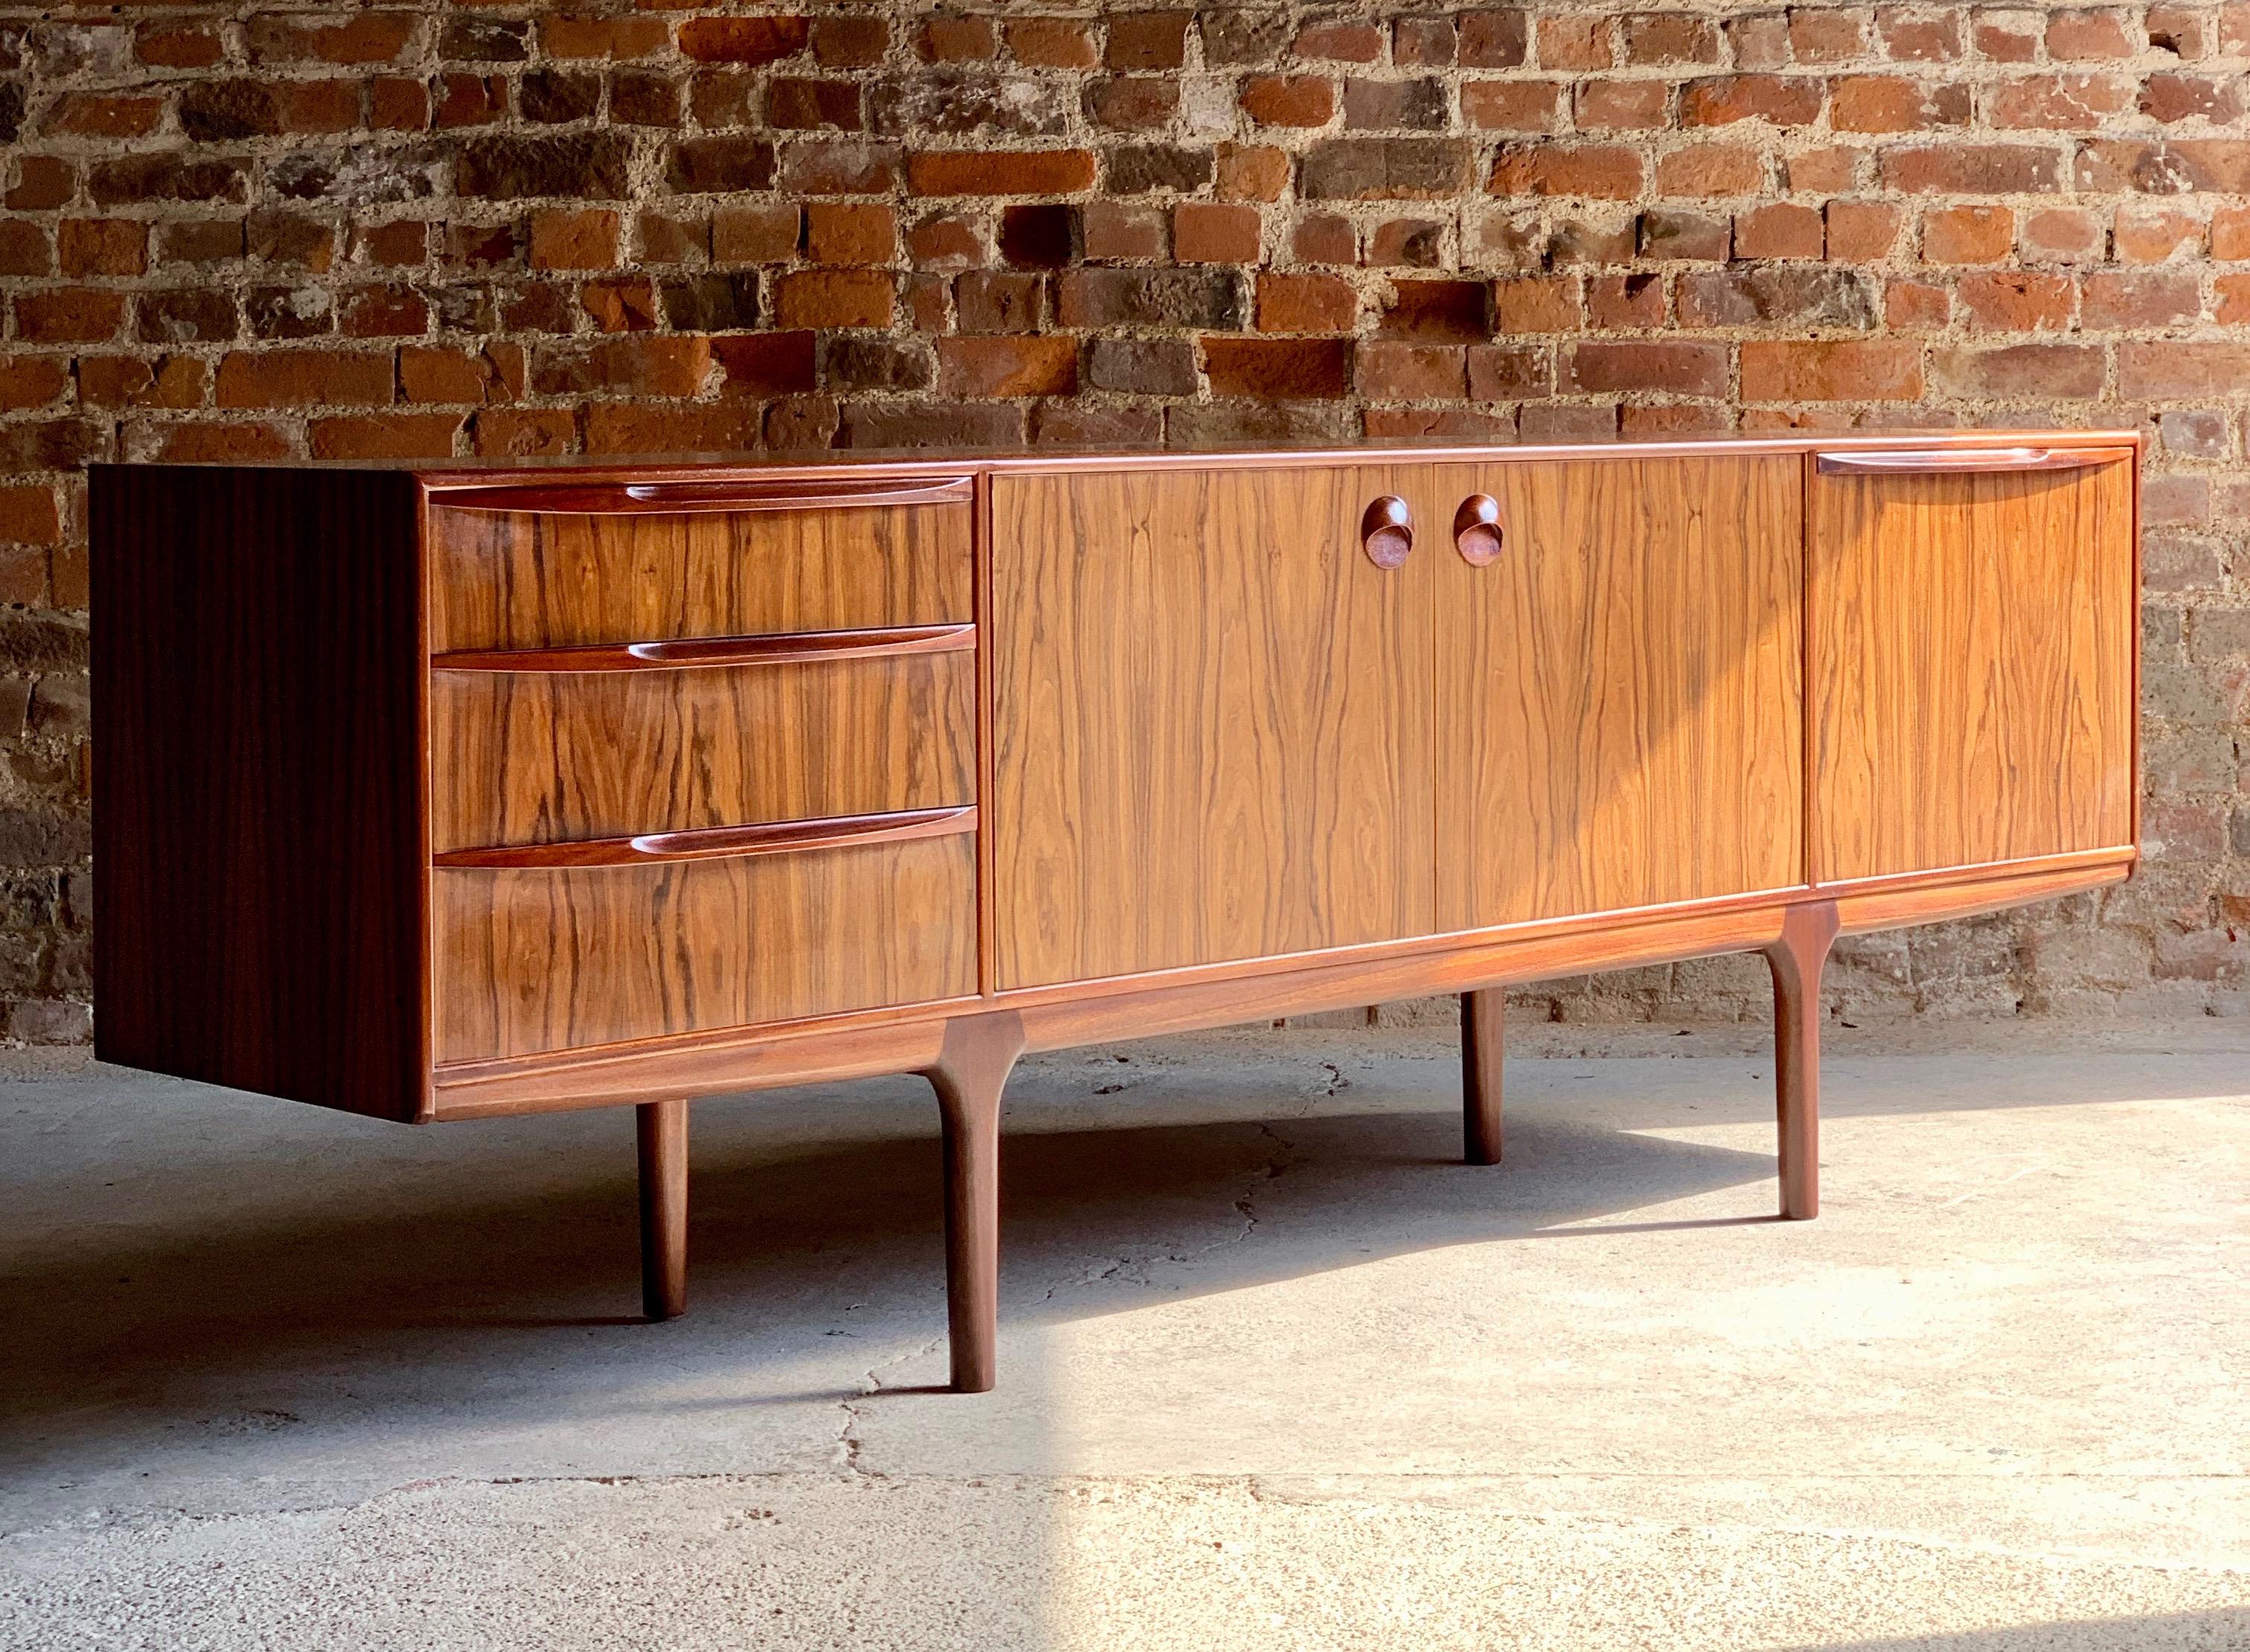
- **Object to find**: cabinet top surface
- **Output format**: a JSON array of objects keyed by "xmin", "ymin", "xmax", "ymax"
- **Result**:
[{"xmin": 96, "ymin": 428, "xmax": 2141, "ymax": 488}]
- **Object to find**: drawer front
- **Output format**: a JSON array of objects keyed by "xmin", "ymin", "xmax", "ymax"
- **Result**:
[
  {"xmin": 432, "ymin": 649, "xmax": 975, "ymax": 852},
  {"xmin": 1810, "ymin": 450, "xmax": 2136, "ymax": 880},
  {"xmin": 434, "ymin": 833, "xmax": 977, "ymax": 1063},
  {"xmin": 428, "ymin": 479, "xmax": 974, "ymax": 651}
]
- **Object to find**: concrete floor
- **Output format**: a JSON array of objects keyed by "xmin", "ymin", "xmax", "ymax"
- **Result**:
[{"xmin": 1, "ymin": 1021, "xmax": 2247, "ymax": 1649}]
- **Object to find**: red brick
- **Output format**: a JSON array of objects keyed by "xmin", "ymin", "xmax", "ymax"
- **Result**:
[
  {"xmin": 540, "ymin": 15, "xmax": 670, "ymax": 60},
  {"xmin": 1957, "ymin": 270, "xmax": 2074, "ymax": 330},
  {"xmin": 1356, "ymin": 341, "xmax": 1466, "ymax": 399},
  {"xmin": 714, "ymin": 204, "xmax": 802, "ymax": 263},
  {"xmin": 137, "ymin": 22, "xmax": 224, "ymax": 68},
  {"xmin": 1790, "ymin": 9, "xmax": 1868, "ymax": 61},
  {"xmin": 1242, "ymin": 74, "xmax": 1336, "ymax": 127},
  {"xmin": 1082, "ymin": 202, "xmax": 1164, "ymax": 260},
  {"xmin": 8, "ymin": 158, "xmax": 75, "ymax": 213},
  {"xmin": 13, "ymin": 289, "xmax": 127, "ymax": 345},
  {"xmin": 400, "ymin": 345, "xmax": 522, "ymax": 405},
  {"xmin": 1257, "ymin": 272, "xmax": 1357, "ymax": 333},
  {"xmin": 215, "ymin": 349, "xmax": 394, "ymax": 408},
  {"xmin": 1829, "ymin": 75, "xmax": 1972, "ymax": 132},
  {"xmin": 679, "ymin": 16, "xmax": 810, "ymax": 65},
  {"xmin": 0, "ymin": 486, "xmax": 62, "ymax": 548},
  {"xmin": 1008, "ymin": 18, "xmax": 1097, "ymax": 68},
  {"xmin": 2047, "ymin": 7, "xmax": 2136, "ymax": 58},
  {"xmin": 1468, "ymin": 342, "xmax": 1551, "ymax": 397},
  {"xmin": 1741, "ymin": 339, "xmax": 1923, "ymax": 400},
  {"xmin": 1624, "ymin": 13, "xmax": 1719, "ymax": 63},
  {"xmin": 918, "ymin": 15, "xmax": 998, "ymax": 62},
  {"xmin": 1089, "ymin": 77, "xmax": 1181, "ymax": 129},
  {"xmin": 935, "ymin": 336, "xmax": 1078, "ymax": 397},
  {"xmin": 1988, "ymin": 73, "xmax": 2135, "ymax": 129},
  {"xmin": 1680, "ymin": 75, "xmax": 1825, "ymax": 127},
  {"xmin": 2115, "ymin": 208, "xmax": 2203, "ymax": 264},
  {"xmin": 0, "ymin": 357, "xmax": 71, "ymax": 412},
  {"xmin": 1929, "ymin": 344, "xmax": 2105, "ymax": 399},
  {"xmin": 1538, "ymin": 14, "xmax": 1612, "ymax": 68},
  {"xmin": 579, "ymin": 278, "xmax": 661, "ymax": 333},
  {"xmin": 1293, "ymin": 213, "xmax": 1357, "ymax": 263},
  {"xmin": 1922, "ymin": 205, "xmax": 2013, "ymax": 263},
  {"xmin": 2214, "ymin": 205, "xmax": 2250, "ymax": 259},
  {"xmin": 1293, "ymin": 20, "xmax": 1384, "ymax": 61},
  {"xmin": 1566, "ymin": 340, "xmax": 1727, "ymax": 396},
  {"xmin": 585, "ymin": 403, "xmax": 768, "ymax": 456},
  {"xmin": 1486, "ymin": 276, "xmax": 1574, "ymax": 333},
  {"xmin": 1879, "ymin": 144, "xmax": 2061, "ymax": 193},
  {"xmin": 1461, "ymin": 80, "xmax": 1563, "ymax": 130},
  {"xmin": 1459, "ymin": 10, "xmax": 1529, "ymax": 66},
  {"xmin": 807, "ymin": 202, "xmax": 897, "ymax": 266},
  {"xmin": 0, "ymin": 222, "xmax": 51, "ymax": 278},
  {"xmin": 2082, "ymin": 270, "xmax": 2200, "ymax": 329},
  {"xmin": 1489, "ymin": 142, "xmax": 1643, "ymax": 199},
  {"xmin": 533, "ymin": 337, "xmax": 712, "ymax": 398},
  {"xmin": 2214, "ymin": 274, "xmax": 2250, "ymax": 324},
  {"xmin": 308, "ymin": 413, "xmax": 463, "ymax": 461},
  {"xmin": 1734, "ymin": 202, "xmax": 1824, "ymax": 259},
  {"xmin": 1202, "ymin": 336, "xmax": 1353, "ymax": 397},
  {"xmin": 1107, "ymin": 11, "xmax": 1190, "ymax": 68},
  {"xmin": 1173, "ymin": 202, "xmax": 1261, "ymax": 263},
  {"xmin": 1368, "ymin": 217, "xmax": 1446, "ymax": 266},
  {"xmin": 42, "ymin": 93, "xmax": 164, "ymax": 139},
  {"xmin": 1575, "ymin": 80, "xmax": 1668, "ymax": 129},
  {"xmin": 772, "ymin": 269, "xmax": 895, "ymax": 328},
  {"xmin": 1656, "ymin": 144, "xmax": 1766, "ymax": 197},
  {"xmin": 1382, "ymin": 278, "xmax": 1490, "ymax": 339},
  {"xmin": 2022, "ymin": 208, "xmax": 2106, "ymax": 262},
  {"xmin": 57, "ymin": 220, "xmax": 146, "ymax": 278},
  {"xmin": 1880, "ymin": 10, "xmax": 1962, "ymax": 61},
  {"xmin": 1885, "ymin": 278, "xmax": 1951, "ymax": 328},
  {"xmin": 530, "ymin": 209, "xmax": 621, "ymax": 272},
  {"xmin": 906, "ymin": 150, "xmax": 1098, "ymax": 196},
  {"xmin": 1217, "ymin": 144, "xmax": 1292, "ymax": 203},
  {"xmin": 2121, "ymin": 341, "xmax": 2250, "ymax": 397},
  {"xmin": 1826, "ymin": 199, "xmax": 1903, "ymax": 259},
  {"xmin": 1588, "ymin": 273, "xmax": 1662, "ymax": 327},
  {"xmin": 246, "ymin": 11, "xmax": 420, "ymax": 65},
  {"xmin": 713, "ymin": 333, "xmax": 818, "ymax": 395}
]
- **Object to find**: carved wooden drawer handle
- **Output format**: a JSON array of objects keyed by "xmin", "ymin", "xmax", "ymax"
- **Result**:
[
  {"xmin": 432, "ymin": 476, "xmax": 975, "ymax": 515},
  {"xmin": 1814, "ymin": 447, "xmax": 2132, "ymax": 476},
  {"xmin": 1453, "ymin": 494, "xmax": 1504, "ymax": 566},
  {"xmin": 434, "ymin": 806, "xmax": 978, "ymax": 868},
  {"xmin": 1362, "ymin": 496, "xmax": 1413, "ymax": 569}
]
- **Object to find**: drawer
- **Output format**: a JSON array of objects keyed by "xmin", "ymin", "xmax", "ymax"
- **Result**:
[
  {"xmin": 433, "ymin": 826, "xmax": 977, "ymax": 1063},
  {"xmin": 427, "ymin": 476, "xmax": 975, "ymax": 652},
  {"xmin": 430, "ymin": 635, "xmax": 975, "ymax": 852}
]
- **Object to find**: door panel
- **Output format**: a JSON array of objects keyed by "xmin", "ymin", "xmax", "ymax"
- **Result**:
[
  {"xmin": 1432, "ymin": 455, "xmax": 1806, "ymax": 930},
  {"xmin": 1811, "ymin": 457, "xmax": 2135, "ymax": 881},
  {"xmin": 991, "ymin": 466, "xmax": 1434, "ymax": 989}
]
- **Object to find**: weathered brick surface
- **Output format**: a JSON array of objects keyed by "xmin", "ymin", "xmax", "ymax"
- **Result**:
[{"xmin": 1, "ymin": 2, "xmax": 2246, "ymax": 1042}]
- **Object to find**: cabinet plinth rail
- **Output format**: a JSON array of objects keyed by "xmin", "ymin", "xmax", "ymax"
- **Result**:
[
  {"xmin": 433, "ymin": 806, "xmax": 977, "ymax": 869},
  {"xmin": 432, "ymin": 624, "xmax": 976, "ymax": 674}
]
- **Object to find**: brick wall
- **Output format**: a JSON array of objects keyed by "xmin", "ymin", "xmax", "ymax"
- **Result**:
[{"xmin": 1, "ymin": 2, "xmax": 2243, "ymax": 1042}]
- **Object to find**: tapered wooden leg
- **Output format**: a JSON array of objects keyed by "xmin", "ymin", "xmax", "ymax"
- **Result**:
[
  {"xmin": 637, "ymin": 1098, "xmax": 688, "ymax": 1321},
  {"xmin": 1461, "ymin": 987, "xmax": 1504, "ymax": 1166},
  {"xmin": 922, "ymin": 1011, "xmax": 1025, "ymax": 1393},
  {"xmin": 1764, "ymin": 901, "xmax": 1839, "ymax": 1221}
]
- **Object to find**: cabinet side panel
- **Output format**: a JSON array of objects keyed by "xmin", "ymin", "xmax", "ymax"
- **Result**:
[
  {"xmin": 92, "ymin": 466, "xmax": 429, "ymax": 1121},
  {"xmin": 990, "ymin": 467, "xmax": 1435, "ymax": 990},
  {"xmin": 1812, "ymin": 462, "xmax": 2135, "ymax": 881},
  {"xmin": 1434, "ymin": 455, "xmax": 1807, "ymax": 929}
]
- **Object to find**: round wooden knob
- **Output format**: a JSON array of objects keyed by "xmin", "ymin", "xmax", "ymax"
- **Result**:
[
  {"xmin": 1361, "ymin": 496, "xmax": 1413, "ymax": 569},
  {"xmin": 1453, "ymin": 494, "xmax": 1504, "ymax": 566}
]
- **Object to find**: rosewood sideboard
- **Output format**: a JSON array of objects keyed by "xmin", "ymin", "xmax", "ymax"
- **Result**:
[{"xmin": 92, "ymin": 432, "xmax": 2141, "ymax": 1392}]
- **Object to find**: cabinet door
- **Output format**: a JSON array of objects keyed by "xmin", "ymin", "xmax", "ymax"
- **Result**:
[
  {"xmin": 992, "ymin": 466, "xmax": 1433, "ymax": 989},
  {"xmin": 1431, "ymin": 455, "xmax": 1806, "ymax": 931},
  {"xmin": 1811, "ymin": 453, "xmax": 2135, "ymax": 882}
]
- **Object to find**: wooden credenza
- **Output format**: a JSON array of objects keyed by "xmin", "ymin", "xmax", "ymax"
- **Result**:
[{"xmin": 92, "ymin": 433, "xmax": 2141, "ymax": 1391}]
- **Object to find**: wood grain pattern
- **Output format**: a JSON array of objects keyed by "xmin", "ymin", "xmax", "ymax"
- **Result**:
[
  {"xmin": 433, "ymin": 807, "xmax": 976, "ymax": 868},
  {"xmin": 1812, "ymin": 459, "xmax": 2135, "ymax": 881},
  {"xmin": 990, "ymin": 465, "xmax": 1435, "ymax": 990},
  {"xmin": 434, "ymin": 623, "xmax": 975, "ymax": 673},
  {"xmin": 434, "ymin": 835, "xmax": 976, "ymax": 1062},
  {"xmin": 1764, "ymin": 900, "xmax": 1838, "ymax": 1220},
  {"xmin": 1461, "ymin": 987, "xmax": 1504, "ymax": 1165},
  {"xmin": 92, "ymin": 464, "xmax": 430, "ymax": 1122},
  {"xmin": 923, "ymin": 1011, "xmax": 1024, "ymax": 1393},
  {"xmin": 637, "ymin": 1098, "xmax": 688, "ymax": 1320},
  {"xmin": 430, "ymin": 500, "xmax": 973, "ymax": 650},
  {"xmin": 432, "ymin": 653, "xmax": 974, "ymax": 850},
  {"xmin": 1431, "ymin": 455, "xmax": 1806, "ymax": 929},
  {"xmin": 438, "ymin": 476, "xmax": 972, "ymax": 515}
]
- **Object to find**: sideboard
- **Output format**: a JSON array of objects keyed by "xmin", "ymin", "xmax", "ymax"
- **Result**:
[{"xmin": 92, "ymin": 432, "xmax": 2141, "ymax": 1392}]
